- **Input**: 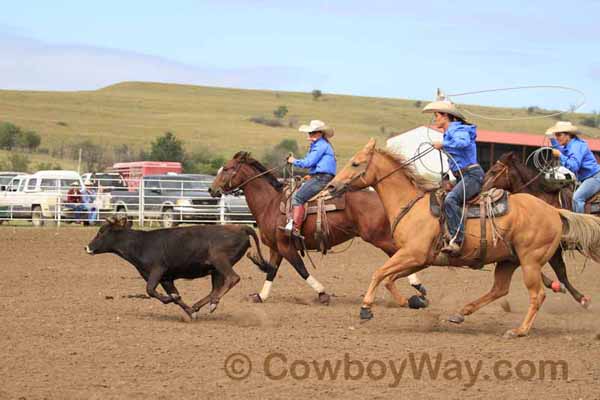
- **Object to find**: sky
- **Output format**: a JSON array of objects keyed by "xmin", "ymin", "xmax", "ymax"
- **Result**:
[{"xmin": 0, "ymin": 0, "xmax": 598, "ymax": 112}]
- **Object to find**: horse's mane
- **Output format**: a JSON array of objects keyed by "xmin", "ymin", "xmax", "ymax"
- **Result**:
[
  {"xmin": 233, "ymin": 151, "xmax": 284, "ymax": 191},
  {"xmin": 376, "ymin": 148, "xmax": 440, "ymax": 191}
]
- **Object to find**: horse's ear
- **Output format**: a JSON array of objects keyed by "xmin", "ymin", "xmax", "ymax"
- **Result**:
[
  {"xmin": 365, "ymin": 138, "xmax": 377, "ymax": 151},
  {"xmin": 234, "ymin": 151, "xmax": 250, "ymax": 162}
]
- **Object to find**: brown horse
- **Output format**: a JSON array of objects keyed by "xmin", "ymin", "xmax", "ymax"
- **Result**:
[
  {"xmin": 482, "ymin": 151, "xmax": 590, "ymax": 308},
  {"xmin": 209, "ymin": 151, "xmax": 427, "ymax": 307},
  {"xmin": 328, "ymin": 139, "xmax": 600, "ymax": 337}
]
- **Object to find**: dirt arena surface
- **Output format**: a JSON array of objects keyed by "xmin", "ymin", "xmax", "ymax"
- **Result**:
[{"xmin": 1, "ymin": 226, "xmax": 600, "ymax": 399}]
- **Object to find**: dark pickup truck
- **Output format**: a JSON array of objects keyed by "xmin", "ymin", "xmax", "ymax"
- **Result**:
[{"xmin": 110, "ymin": 174, "xmax": 218, "ymax": 227}]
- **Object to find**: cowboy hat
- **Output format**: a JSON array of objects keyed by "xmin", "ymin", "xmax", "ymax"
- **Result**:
[
  {"xmin": 545, "ymin": 121, "xmax": 580, "ymax": 136},
  {"xmin": 298, "ymin": 120, "xmax": 335, "ymax": 139},
  {"xmin": 422, "ymin": 100, "xmax": 466, "ymax": 122}
]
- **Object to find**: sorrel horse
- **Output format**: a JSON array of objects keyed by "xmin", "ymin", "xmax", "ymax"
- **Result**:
[
  {"xmin": 482, "ymin": 151, "xmax": 590, "ymax": 308},
  {"xmin": 208, "ymin": 151, "xmax": 427, "ymax": 307},
  {"xmin": 328, "ymin": 139, "xmax": 600, "ymax": 337}
]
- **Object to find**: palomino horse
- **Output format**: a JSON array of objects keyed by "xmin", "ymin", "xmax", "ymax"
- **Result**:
[
  {"xmin": 208, "ymin": 151, "xmax": 427, "ymax": 307},
  {"xmin": 328, "ymin": 139, "xmax": 600, "ymax": 337},
  {"xmin": 482, "ymin": 151, "xmax": 590, "ymax": 308}
]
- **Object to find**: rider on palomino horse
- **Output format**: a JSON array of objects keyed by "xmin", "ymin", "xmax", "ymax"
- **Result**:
[
  {"xmin": 284, "ymin": 120, "xmax": 337, "ymax": 237},
  {"xmin": 423, "ymin": 100, "xmax": 485, "ymax": 255},
  {"xmin": 546, "ymin": 121, "xmax": 600, "ymax": 213}
]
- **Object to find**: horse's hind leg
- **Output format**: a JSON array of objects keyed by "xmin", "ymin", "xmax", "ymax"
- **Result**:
[
  {"xmin": 448, "ymin": 260, "xmax": 518, "ymax": 324},
  {"xmin": 547, "ymin": 247, "xmax": 590, "ymax": 308},
  {"xmin": 277, "ymin": 241, "xmax": 330, "ymax": 305}
]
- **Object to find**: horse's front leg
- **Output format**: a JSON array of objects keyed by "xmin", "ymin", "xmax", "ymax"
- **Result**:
[
  {"xmin": 249, "ymin": 249, "xmax": 283, "ymax": 303},
  {"xmin": 361, "ymin": 251, "xmax": 428, "ymax": 320}
]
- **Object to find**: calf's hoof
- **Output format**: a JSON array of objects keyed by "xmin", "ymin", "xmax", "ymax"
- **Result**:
[
  {"xmin": 408, "ymin": 295, "xmax": 429, "ymax": 309},
  {"xmin": 318, "ymin": 292, "xmax": 331, "ymax": 305},
  {"xmin": 360, "ymin": 307, "xmax": 373, "ymax": 320},
  {"xmin": 581, "ymin": 296, "xmax": 592, "ymax": 309},
  {"xmin": 503, "ymin": 329, "xmax": 525, "ymax": 339},
  {"xmin": 448, "ymin": 314, "xmax": 465, "ymax": 324},
  {"xmin": 208, "ymin": 302, "xmax": 218, "ymax": 313},
  {"xmin": 248, "ymin": 293, "xmax": 263, "ymax": 303}
]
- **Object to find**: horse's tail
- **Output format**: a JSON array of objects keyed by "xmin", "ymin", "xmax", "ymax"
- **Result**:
[
  {"xmin": 242, "ymin": 225, "xmax": 276, "ymax": 274},
  {"xmin": 559, "ymin": 210, "xmax": 600, "ymax": 262}
]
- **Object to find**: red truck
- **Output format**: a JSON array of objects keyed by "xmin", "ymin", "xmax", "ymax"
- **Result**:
[{"xmin": 109, "ymin": 161, "xmax": 182, "ymax": 190}]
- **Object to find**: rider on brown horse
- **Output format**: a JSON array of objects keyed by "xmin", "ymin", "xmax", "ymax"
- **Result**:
[
  {"xmin": 284, "ymin": 120, "xmax": 337, "ymax": 237},
  {"xmin": 546, "ymin": 121, "xmax": 600, "ymax": 213},
  {"xmin": 423, "ymin": 99, "xmax": 484, "ymax": 255}
]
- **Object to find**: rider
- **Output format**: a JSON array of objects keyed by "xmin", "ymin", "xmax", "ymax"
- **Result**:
[
  {"xmin": 423, "ymin": 99, "xmax": 484, "ymax": 255},
  {"xmin": 284, "ymin": 120, "xmax": 337, "ymax": 237},
  {"xmin": 546, "ymin": 121, "xmax": 600, "ymax": 213}
]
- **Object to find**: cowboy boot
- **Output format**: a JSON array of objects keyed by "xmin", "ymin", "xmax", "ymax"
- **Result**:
[
  {"xmin": 441, "ymin": 237, "xmax": 462, "ymax": 256},
  {"xmin": 292, "ymin": 204, "xmax": 305, "ymax": 238}
]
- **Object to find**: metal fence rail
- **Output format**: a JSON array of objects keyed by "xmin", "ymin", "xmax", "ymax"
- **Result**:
[{"xmin": 0, "ymin": 176, "xmax": 255, "ymax": 227}]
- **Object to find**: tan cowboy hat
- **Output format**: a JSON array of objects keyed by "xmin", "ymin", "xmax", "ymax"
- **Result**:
[
  {"xmin": 298, "ymin": 120, "xmax": 335, "ymax": 139},
  {"xmin": 545, "ymin": 121, "xmax": 580, "ymax": 136},
  {"xmin": 422, "ymin": 99, "xmax": 466, "ymax": 122}
]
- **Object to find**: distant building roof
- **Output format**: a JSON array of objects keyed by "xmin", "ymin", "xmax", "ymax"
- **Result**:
[{"xmin": 391, "ymin": 126, "xmax": 600, "ymax": 152}]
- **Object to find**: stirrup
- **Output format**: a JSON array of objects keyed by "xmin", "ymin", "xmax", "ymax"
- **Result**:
[
  {"xmin": 278, "ymin": 219, "xmax": 294, "ymax": 237},
  {"xmin": 441, "ymin": 238, "xmax": 462, "ymax": 255}
]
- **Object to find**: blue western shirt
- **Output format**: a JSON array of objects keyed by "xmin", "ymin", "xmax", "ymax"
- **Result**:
[
  {"xmin": 293, "ymin": 137, "xmax": 337, "ymax": 175},
  {"xmin": 551, "ymin": 136, "xmax": 600, "ymax": 181},
  {"xmin": 443, "ymin": 122, "xmax": 478, "ymax": 173}
]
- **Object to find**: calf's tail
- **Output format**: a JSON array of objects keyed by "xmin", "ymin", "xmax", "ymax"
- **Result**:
[
  {"xmin": 242, "ymin": 226, "xmax": 276, "ymax": 274},
  {"xmin": 559, "ymin": 209, "xmax": 600, "ymax": 262}
]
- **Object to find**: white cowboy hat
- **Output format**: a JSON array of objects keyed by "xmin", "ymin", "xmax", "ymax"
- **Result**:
[
  {"xmin": 298, "ymin": 120, "xmax": 335, "ymax": 139},
  {"xmin": 422, "ymin": 100, "xmax": 466, "ymax": 122},
  {"xmin": 545, "ymin": 121, "xmax": 580, "ymax": 136}
]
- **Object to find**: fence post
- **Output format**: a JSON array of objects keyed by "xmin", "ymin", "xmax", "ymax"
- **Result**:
[
  {"xmin": 57, "ymin": 196, "xmax": 61, "ymax": 227},
  {"xmin": 219, "ymin": 197, "xmax": 225, "ymax": 225},
  {"xmin": 139, "ymin": 178, "xmax": 144, "ymax": 227}
]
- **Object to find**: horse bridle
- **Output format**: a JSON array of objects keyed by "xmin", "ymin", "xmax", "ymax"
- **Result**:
[
  {"xmin": 484, "ymin": 159, "xmax": 542, "ymax": 193},
  {"xmin": 220, "ymin": 160, "xmax": 282, "ymax": 195}
]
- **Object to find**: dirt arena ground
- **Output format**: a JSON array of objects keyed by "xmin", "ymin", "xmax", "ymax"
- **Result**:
[{"xmin": 1, "ymin": 226, "xmax": 600, "ymax": 399}]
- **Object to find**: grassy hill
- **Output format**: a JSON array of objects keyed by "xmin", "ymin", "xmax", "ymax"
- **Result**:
[{"xmin": 0, "ymin": 81, "xmax": 598, "ymax": 168}]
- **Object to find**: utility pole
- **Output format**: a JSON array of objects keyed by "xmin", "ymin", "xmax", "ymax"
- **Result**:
[{"xmin": 77, "ymin": 148, "xmax": 82, "ymax": 174}]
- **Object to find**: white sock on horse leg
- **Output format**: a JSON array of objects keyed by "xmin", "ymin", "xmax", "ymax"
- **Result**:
[
  {"xmin": 408, "ymin": 273, "xmax": 420, "ymax": 286},
  {"xmin": 259, "ymin": 280, "xmax": 273, "ymax": 300},
  {"xmin": 306, "ymin": 275, "xmax": 325, "ymax": 293}
]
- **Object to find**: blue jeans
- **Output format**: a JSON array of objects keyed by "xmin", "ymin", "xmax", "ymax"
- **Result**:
[
  {"xmin": 292, "ymin": 174, "xmax": 334, "ymax": 206},
  {"xmin": 573, "ymin": 172, "xmax": 600, "ymax": 213},
  {"xmin": 444, "ymin": 166, "xmax": 484, "ymax": 244}
]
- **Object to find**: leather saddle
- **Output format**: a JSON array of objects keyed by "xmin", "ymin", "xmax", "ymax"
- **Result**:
[
  {"xmin": 280, "ymin": 187, "xmax": 346, "ymax": 217},
  {"xmin": 585, "ymin": 192, "xmax": 600, "ymax": 214},
  {"xmin": 429, "ymin": 188, "xmax": 509, "ymax": 219}
]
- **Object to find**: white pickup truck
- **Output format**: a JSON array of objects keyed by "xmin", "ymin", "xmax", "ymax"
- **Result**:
[{"xmin": 0, "ymin": 170, "xmax": 84, "ymax": 226}]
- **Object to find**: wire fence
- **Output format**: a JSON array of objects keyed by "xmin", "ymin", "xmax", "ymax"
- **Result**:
[{"xmin": 0, "ymin": 175, "xmax": 255, "ymax": 227}]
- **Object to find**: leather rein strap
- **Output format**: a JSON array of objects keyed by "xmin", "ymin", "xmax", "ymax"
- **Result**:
[{"xmin": 390, "ymin": 192, "xmax": 426, "ymax": 235}]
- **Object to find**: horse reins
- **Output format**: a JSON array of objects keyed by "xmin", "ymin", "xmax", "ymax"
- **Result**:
[{"xmin": 223, "ymin": 162, "xmax": 285, "ymax": 194}]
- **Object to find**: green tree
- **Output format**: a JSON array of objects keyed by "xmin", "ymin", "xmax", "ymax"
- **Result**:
[
  {"xmin": 273, "ymin": 105, "xmax": 288, "ymax": 119},
  {"xmin": 150, "ymin": 131, "xmax": 185, "ymax": 162},
  {"xmin": 20, "ymin": 130, "xmax": 42, "ymax": 152},
  {"xmin": 0, "ymin": 122, "xmax": 22, "ymax": 150},
  {"xmin": 311, "ymin": 89, "xmax": 322, "ymax": 101},
  {"xmin": 35, "ymin": 162, "xmax": 62, "ymax": 170},
  {"xmin": 262, "ymin": 139, "xmax": 299, "ymax": 170}
]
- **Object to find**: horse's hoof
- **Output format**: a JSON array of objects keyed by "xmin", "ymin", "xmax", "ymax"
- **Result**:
[
  {"xmin": 360, "ymin": 307, "xmax": 373, "ymax": 320},
  {"xmin": 408, "ymin": 295, "xmax": 429, "ymax": 309},
  {"xmin": 208, "ymin": 302, "xmax": 218, "ymax": 313},
  {"xmin": 318, "ymin": 292, "xmax": 331, "ymax": 305},
  {"xmin": 581, "ymin": 296, "xmax": 592, "ymax": 309},
  {"xmin": 412, "ymin": 283, "xmax": 428, "ymax": 296},
  {"xmin": 551, "ymin": 281, "xmax": 566, "ymax": 293},
  {"xmin": 249, "ymin": 293, "xmax": 263, "ymax": 303},
  {"xmin": 503, "ymin": 329, "xmax": 522, "ymax": 339},
  {"xmin": 448, "ymin": 314, "xmax": 465, "ymax": 324}
]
